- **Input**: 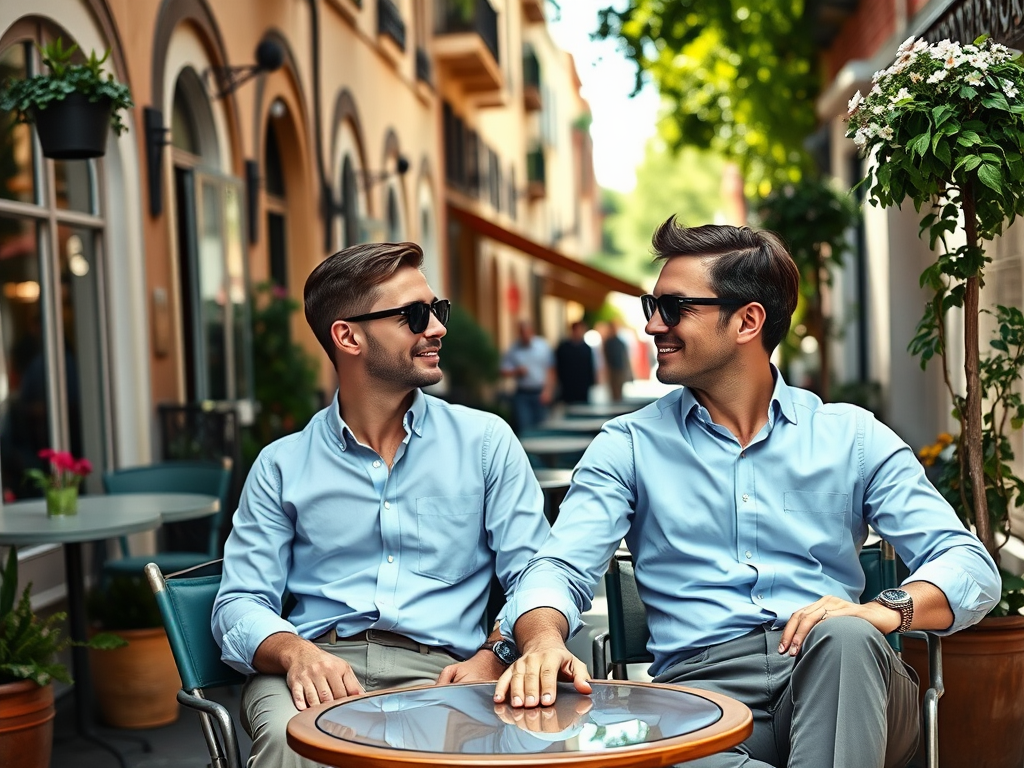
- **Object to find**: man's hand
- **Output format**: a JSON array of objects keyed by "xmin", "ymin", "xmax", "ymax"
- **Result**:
[
  {"xmin": 253, "ymin": 633, "xmax": 364, "ymax": 710},
  {"xmin": 493, "ymin": 641, "xmax": 592, "ymax": 708},
  {"xmin": 779, "ymin": 596, "xmax": 900, "ymax": 657},
  {"xmin": 436, "ymin": 650, "xmax": 507, "ymax": 684}
]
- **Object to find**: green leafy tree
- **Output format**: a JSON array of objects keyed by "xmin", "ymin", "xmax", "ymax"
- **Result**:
[
  {"xmin": 848, "ymin": 35, "xmax": 1024, "ymax": 602},
  {"xmin": 595, "ymin": 0, "xmax": 818, "ymax": 193}
]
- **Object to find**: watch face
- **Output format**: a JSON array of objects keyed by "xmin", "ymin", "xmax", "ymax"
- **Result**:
[
  {"xmin": 493, "ymin": 640, "xmax": 519, "ymax": 665},
  {"xmin": 880, "ymin": 589, "xmax": 909, "ymax": 603}
]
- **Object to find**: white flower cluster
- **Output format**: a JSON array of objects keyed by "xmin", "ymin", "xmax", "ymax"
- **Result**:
[{"xmin": 847, "ymin": 36, "xmax": 1019, "ymax": 148}]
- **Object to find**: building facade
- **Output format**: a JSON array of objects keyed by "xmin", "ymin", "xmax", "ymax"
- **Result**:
[{"xmin": 0, "ymin": 0, "xmax": 625, "ymax": 600}]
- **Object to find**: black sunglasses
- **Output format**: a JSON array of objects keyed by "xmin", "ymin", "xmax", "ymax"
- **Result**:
[
  {"xmin": 641, "ymin": 294, "xmax": 749, "ymax": 328},
  {"xmin": 343, "ymin": 298, "xmax": 451, "ymax": 334}
]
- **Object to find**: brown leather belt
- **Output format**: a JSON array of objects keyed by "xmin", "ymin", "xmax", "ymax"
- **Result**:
[{"xmin": 313, "ymin": 627, "xmax": 431, "ymax": 654}]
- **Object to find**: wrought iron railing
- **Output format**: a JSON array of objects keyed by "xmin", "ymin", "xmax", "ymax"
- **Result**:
[{"xmin": 437, "ymin": 0, "xmax": 499, "ymax": 63}]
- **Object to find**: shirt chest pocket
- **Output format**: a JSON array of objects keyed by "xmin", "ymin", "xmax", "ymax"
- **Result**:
[
  {"xmin": 782, "ymin": 491, "xmax": 850, "ymax": 557},
  {"xmin": 415, "ymin": 494, "xmax": 484, "ymax": 584}
]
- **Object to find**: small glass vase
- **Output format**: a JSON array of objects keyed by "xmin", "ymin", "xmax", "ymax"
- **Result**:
[{"xmin": 45, "ymin": 486, "xmax": 79, "ymax": 517}]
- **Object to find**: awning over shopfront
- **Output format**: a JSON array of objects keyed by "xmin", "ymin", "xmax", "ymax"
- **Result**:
[{"xmin": 448, "ymin": 202, "xmax": 644, "ymax": 310}]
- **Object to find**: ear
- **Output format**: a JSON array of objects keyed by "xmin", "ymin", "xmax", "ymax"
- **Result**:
[
  {"xmin": 733, "ymin": 302, "xmax": 767, "ymax": 347},
  {"xmin": 330, "ymin": 320, "xmax": 362, "ymax": 358}
]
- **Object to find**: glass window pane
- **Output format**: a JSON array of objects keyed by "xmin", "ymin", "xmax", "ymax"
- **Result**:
[
  {"xmin": 224, "ymin": 185, "xmax": 252, "ymax": 401},
  {"xmin": 0, "ymin": 215, "xmax": 49, "ymax": 499},
  {"xmin": 171, "ymin": 82, "xmax": 199, "ymax": 154},
  {"xmin": 198, "ymin": 181, "xmax": 227, "ymax": 400},
  {"xmin": 0, "ymin": 44, "xmax": 36, "ymax": 205},
  {"xmin": 58, "ymin": 226, "xmax": 105, "ymax": 491},
  {"xmin": 54, "ymin": 160, "xmax": 95, "ymax": 213}
]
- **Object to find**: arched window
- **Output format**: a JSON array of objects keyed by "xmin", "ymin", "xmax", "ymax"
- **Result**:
[
  {"xmin": 386, "ymin": 186, "xmax": 402, "ymax": 242},
  {"xmin": 340, "ymin": 155, "xmax": 360, "ymax": 247},
  {"xmin": 0, "ymin": 34, "xmax": 111, "ymax": 498},
  {"xmin": 264, "ymin": 115, "xmax": 287, "ymax": 288}
]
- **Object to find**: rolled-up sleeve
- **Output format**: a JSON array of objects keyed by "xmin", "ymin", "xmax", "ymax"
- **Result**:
[
  {"xmin": 501, "ymin": 423, "xmax": 635, "ymax": 640},
  {"xmin": 861, "ymin": 416, "xmax": 1000, "ymax": 633},
  {"xmin": 212, "ymin": 448, "xmax": 299, "ymax": 675}
]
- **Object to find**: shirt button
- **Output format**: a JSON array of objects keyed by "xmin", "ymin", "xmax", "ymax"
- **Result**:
[
  {"xmin": 373, "ymin": 460, "xmax": 382, "ymax": 468},
  {"xmin": 740, "ymin": 452, "xmax": 745, "ymax": 458},
  {"xmin": 757, "ymin": 594, "xmax": 764, "ymax": 600},
  {"xmin": 384, "ymin": 501, "xmax": 391, "ymax": 509},
  {"xmin": 387, "ymin": 555, "xmax": 394, "ymax": 563},
  {"xmin": 745, "ymin": 551, "xmax": 752, "ymax": 559},
  {"xmin": 742, "ymin": 494, "xmax": 749, "ymax": 502}
]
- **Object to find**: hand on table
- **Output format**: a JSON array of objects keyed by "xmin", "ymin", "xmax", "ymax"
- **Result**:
[
  {"xmin": 779, "ymin": 595, "xmax": 900, "ymax": 657},
  {"xmin": 436, "ymin": 650, "xmax": 508, "ymax": 684},
  {"xmin": 493, "ymin": 642, "xmax": 592, "ymax": 708}
]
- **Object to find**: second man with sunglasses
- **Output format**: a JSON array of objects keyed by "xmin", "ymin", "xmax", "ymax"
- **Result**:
[{"xmin": 213, "ymin": 242, "xmax": 551, "ymax": 768}]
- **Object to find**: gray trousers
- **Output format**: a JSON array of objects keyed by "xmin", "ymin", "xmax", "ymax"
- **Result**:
[
  {"xmin": 241, "ymin": 636, "xmax": 456, "ymax": 768},
  {"xmin": 654, "ymin": 616, "xmax": 920, "ymax": 768}
]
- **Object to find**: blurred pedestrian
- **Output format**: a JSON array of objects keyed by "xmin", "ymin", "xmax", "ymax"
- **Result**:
[
  {"xmin": 501, "ymin": 319, "xmax": 555, "ymax": 433},
  {"xmin": 554, "ymin": 321, "xmax": 595, "ymax": 404},
  {"xmin": 603, "ymin": 319, "xmax": 633, "ymax": 402}
]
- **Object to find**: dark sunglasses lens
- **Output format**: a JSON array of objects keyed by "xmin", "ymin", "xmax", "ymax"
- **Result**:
[
  {"xmin": 408, "ymin": 303, "xmax": 430, "ymax": 333},
  {"xmin": 641, "ymin": 295, "xmax": 655, "ymax": 322},
  {"xmin": 658, "ymin": 296, "xmax": 680, "ymax": 327},
  {"xmin": 432, "ymin": 299, "xmax": 451, "ymax": 327}
]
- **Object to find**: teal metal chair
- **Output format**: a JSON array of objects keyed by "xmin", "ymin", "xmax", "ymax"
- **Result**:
[
  {"xmin": 592, "ymin": 541, "xmax": 942, "ymax": 768},
  {"xmin": 103, "ymin": 459, "xmax": 233, "ymax": 578},
  {"xmin": 146, "ymin": 560, "xmax": 245, "ymax": 768}
]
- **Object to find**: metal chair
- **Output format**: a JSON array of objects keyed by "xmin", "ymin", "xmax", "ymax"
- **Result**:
[
  {"xmin": 102, "ymin": 459, "xmax": 233, "ymax": 578},
  {"xmin": 592, "ymin": 541, "xmax": 942, "ymax": 768},
  {"xmin": 146, "ymin": 560, "xmax": 246, "ymax": 768}
]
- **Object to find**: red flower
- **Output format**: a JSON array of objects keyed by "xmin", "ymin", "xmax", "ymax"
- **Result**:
[
  {"xmin": 50, "ymin": 451, "xmax": 76, "ymax": 472},
  {"xmin": 38, "ymin": 448, "xmax": 55, "ymax": 460},
  {"xmin": 73, "ymin": 458, "xmax": 93, "ymax": 477},
  {"xmin": 3, "ymin": 488, "xmax": 15, "ymax": 503}
]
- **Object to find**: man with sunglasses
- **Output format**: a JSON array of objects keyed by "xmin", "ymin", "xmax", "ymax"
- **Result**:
[
  {"xmin": 493, "ymin": 219, "xmax": 999, "ymax": 768},
  {"xmin": 213, "ymin": 242, "xmax": 550, "ymax": 768}
]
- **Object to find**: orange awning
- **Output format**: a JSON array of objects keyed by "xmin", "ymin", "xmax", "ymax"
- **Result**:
[{"xmin": 448, "ymin": 203, "xmax": 644, "ymax": 308}]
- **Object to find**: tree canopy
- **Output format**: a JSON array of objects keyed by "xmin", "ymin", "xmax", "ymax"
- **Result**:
[{"xmin": 596, "ymin": 0, "xmax": 819, "ymax": 194}]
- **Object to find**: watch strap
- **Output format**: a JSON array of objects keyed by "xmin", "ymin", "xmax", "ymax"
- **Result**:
[{"xmin": 874, "ymin": 592, "xmax": 914, "ymax": 633}]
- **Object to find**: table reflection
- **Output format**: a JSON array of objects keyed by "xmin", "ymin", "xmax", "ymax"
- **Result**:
[{"xmin": 315, "ymin": 683, "xmax": 722, "ymax": 755}]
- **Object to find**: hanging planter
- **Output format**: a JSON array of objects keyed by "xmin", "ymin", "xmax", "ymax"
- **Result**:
[{"xmin": 0, "ymin": 38, "xmax": 132, "ymax": 160}]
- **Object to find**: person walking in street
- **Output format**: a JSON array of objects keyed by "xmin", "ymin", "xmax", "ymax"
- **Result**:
[
  {"xmin": 501, "ymin": 319, "xmax": 555, "ymax": 433},
  {"xmin": 602, "ymin": 319, "xmax": 633, "ymax": 402},
  {"xmin": 212, "ymin": 242, "xmax": 549, "ymax": 768},
  {"xmin": 554, "ymin": 320, "xmax": 595, "ymax": 404},
  {"xmin": 494, "ymin": 219, "xmax": 1000, "ymax": 768}
]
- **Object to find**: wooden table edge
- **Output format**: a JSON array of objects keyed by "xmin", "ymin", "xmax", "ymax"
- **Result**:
[{"xmin": 287, "ymin": 680, "xmax": 753, "ymax": 768}]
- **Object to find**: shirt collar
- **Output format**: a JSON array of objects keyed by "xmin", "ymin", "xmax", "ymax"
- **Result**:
[
  {"xmin": 678, "ymin": 364, "xmax": 798, "ymax": 427},
  {"xmin": 327, "ymin": 388, "xmax": 427, "ymax": 450}
]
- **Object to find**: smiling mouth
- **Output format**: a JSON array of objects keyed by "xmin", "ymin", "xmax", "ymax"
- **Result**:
[
  {"xmin": 414, "ymin": 344, "xmax": 441, "ymax": 361},
  {"xmin": 655, "ymin": 337, "xmax": 682, "ymax": 356}
]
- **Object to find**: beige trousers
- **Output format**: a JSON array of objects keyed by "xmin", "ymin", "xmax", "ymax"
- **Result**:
[{"xmin": 241, "ymin": 637, "xmax": 456, "ymax": 768}]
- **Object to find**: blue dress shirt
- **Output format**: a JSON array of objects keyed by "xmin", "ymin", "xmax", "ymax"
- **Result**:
[
  {"xmin": 214, "ymin": 390, "xmax": 550, "ymax": 675},
  {"xmin": 502, "ymin": 370, "xmax": 1000, "ymax": 677}
]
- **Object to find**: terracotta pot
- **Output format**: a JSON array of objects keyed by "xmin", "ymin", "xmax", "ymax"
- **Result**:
[
  {"xmin": 902, "ymin": 614, "xmax": 1024, "ymax": 768},
  {"xmin": 89, "ymin": 627, "xmax": 180, "ymax": 728},
  {"xmin": 0, "ymin": 679, "xmax": 54, "ymax": 768}
]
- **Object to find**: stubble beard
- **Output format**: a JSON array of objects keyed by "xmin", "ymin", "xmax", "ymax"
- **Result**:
[{"xmin": 364, "ymin": 329, "xmax": 443, "ymax": 390}]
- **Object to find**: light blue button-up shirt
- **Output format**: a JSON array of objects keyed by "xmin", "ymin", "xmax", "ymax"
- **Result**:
[
  {"xmin": 214, "ymin": 390, "xmax": 550, "ymax": 675},
  {"xmin": 502, "ymin": 371, "xmax": 1000, "ymax": 676}
]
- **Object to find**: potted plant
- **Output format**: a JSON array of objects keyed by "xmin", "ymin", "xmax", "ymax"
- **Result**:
[
  {"xmin": 847, "ymin": 35, "xmax": 1024, "ymax": 767},
  {"xmin": 0, "ymin": 548, "xmax": 123, "ymax": 768},
  {"xmin": 24, "ymin": 448, "xmax": 92, "ymax": 517},
  {"xmin": 86, "ymin": 573, "xmax": 181, "ymax": 729},
  {"xmin": 0, "ymin": 37, "xmax": 133, "ymax": 159}
]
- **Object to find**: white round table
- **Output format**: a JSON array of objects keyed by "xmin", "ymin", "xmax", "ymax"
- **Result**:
[{"xmin": 0, "ymin": 492, "xmax": 219, "ymax": 765}]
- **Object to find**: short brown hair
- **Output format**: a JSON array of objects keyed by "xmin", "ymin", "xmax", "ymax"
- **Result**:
[
  {"xmin": 303, "ymin": 242, "xmax": 424, "ymax": 360},
  {"xmin": 651, "ymin": 218, "xmax": 799, "ymax": 352}
]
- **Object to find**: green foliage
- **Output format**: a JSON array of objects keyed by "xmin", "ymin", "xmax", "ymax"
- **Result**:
[
  {"xmin": 87, "ymin": 574, "xmax": 163, "ymax": 631},
  {"xmin": 850, "ymin": 36, "xmax": 1024, "ymax": 613},
  {"xmin": 438, "ymin": 304, "xmax": 500, "ymax": 406},
  {"xmin": 0, "ymin": 548, "xmax": 125, "ymax": 686},
  {"xmin": 248, "ymin": 283, "xmax": 321, "ymax": 460},
  {"xmin": 0, "ymin": 38, "xmax": 133, "ymax": 135},
  {"xmin": 595, "ymin": 0, "xmax": 818, "ymax": 193},
  {"xmin": 591, "ymin": 142, "xmax": 725, "ymax": 284}
]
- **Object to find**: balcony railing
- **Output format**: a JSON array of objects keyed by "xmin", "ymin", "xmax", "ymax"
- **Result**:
[
  {"xmin": 437, "ymin": 0, "xmax": 499, "ymax": 63},
  {"xmin": 416, "ymin": 46, "xmax": 432, "ymax": 84},
  {"xmin": 522, "ymin": 46, "xmax": 541, "ymax": 111},
  {"xmin": 378, "ymin": 0, "xmax": 407, "ymax": 51}
]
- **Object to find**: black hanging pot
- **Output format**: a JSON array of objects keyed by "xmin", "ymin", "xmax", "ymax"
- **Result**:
[{"xmin": 32, "ymin": 92, "xmax": 112, "ymax": 160}]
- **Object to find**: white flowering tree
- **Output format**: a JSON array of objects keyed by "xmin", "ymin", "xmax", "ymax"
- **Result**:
[{"xmin": 847, "ymin": 36, "xmax": 1024, "ymax": 596}]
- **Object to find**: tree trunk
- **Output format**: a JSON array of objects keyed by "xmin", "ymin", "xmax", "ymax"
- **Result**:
[{"xmin": 962, "ymin": 188, "xmax": 994, "ymax": 560}]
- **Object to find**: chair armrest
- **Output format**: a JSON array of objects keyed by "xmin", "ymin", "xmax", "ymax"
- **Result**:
[
  {"xmin": 902, "ymin": 631, "xmax": 942, "ymax": 768},
  {"xmin": 177, "ymin": 689, "xmax": 243, "ymax": 768},
  {"xmin": 593, "ymin": 632, "xmax": 609, "ymax": 680}
]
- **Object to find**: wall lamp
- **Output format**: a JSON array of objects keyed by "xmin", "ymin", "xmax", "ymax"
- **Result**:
[
  {"xmin": 208, "ymin": 39, "xmax": 285, "ymax": 100},
  {"xmin": 362, "ymin": 154, "xmax": 411, "ymax": 191}
]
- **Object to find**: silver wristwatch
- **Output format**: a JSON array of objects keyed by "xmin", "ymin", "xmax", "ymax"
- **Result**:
[{"xmin": 873, "ymin": 588, "xmax": 914, "ymax": 633}]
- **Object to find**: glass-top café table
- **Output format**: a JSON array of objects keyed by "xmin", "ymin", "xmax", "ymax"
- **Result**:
[
  {"xmin": 0, "ymin": 492, "xmax": 219, "ymax": 768},
  {"xmin": 288, "ymin": 681, "xmax": 753, "ymax": 768}
]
